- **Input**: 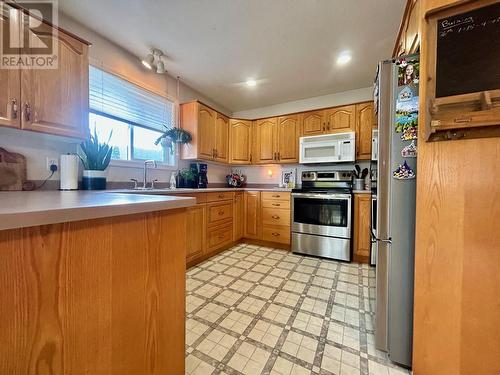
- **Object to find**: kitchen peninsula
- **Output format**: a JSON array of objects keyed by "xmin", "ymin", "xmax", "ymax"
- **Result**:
[{"xmin": 0, "ymin": 191, "xmax": 195, "ymax": 375}]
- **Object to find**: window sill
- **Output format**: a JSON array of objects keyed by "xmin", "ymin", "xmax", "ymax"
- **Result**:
[{"xmin": 109, "ymin": 159, "xmax": 177, "ymax": 170}]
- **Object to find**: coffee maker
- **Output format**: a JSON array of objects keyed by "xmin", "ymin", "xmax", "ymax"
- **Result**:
[{"xmin": 190, "ymin": 163, "xmax": 208, "ymax": 188}]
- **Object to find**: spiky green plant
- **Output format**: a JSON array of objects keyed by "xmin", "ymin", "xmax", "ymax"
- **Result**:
[
  {"xmin": 155, "ymin": 127, "xmax": 192, "ymax": 154},
  {"xmin": 79, "ymin": 128, "xmax": 113, "ymax": 171}
]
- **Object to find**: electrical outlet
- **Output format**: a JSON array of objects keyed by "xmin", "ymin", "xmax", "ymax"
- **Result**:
[{"xmin": 46, "ymin": 157, "xmax": 59, "ymax": 172}]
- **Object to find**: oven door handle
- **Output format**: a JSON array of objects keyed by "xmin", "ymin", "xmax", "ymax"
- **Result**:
[{"xmin": 292, "ymin": 193, "xmax": 352, "ymax": 200}]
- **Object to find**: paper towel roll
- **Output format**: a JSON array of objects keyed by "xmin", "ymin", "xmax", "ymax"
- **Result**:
[{"xmin": 60, "ymin": 154, "xmax": 79, "ymax": 190}]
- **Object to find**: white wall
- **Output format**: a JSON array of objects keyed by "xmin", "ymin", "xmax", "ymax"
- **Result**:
[
  {"xmin": 232, "ymin": 87, "xmax": 373, "ymax": 119},
  {"xmin": 232, "ymin": 161, "xmax": 371, "ymax": 186}
]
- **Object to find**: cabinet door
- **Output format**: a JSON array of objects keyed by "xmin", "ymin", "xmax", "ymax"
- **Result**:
[
  {"xmin": 21, "ymin": 24, "xmax": 89, "ymax": 138},
  {"xmin": 353, "ymin": 194, "xmax": 371, "ymax": 263},
  {"xmin": 356, "ymin": 102, "xmax": 375, "ymax": 160},
  {"xmin": 197, "ymin": 104, "xmax": 216, "ymax": 160},
  {"xmin": 277, "ymin": 115, "xmax": 300, "ymax": 164},
  {"xmin": 186, "ymin": 205, "xmax": 206, "ymax": 262},
  {"xmin": 253, "ymin": 118, "xmax": 277, "ymax": 164},
  {"xmin": 244, "ymin": 191, "xmax": 261, "ymax": 239},
  {"xmin": 229, "ymin": 119, "xmax": 252, "ymax": 164},
  {"xmin": 325, "ymin": 105, "xmax": 356, "ymax": 133},
  {"xmin": 0, "ymin": 6, "xmax": 21, "ymax": 129},
  {"xmin": 301, "ymin": 110, "xmax": 325, "ymax": 136},
  {"xmin": 215, "ymin": 113, "xmax": 229, "ymax": 163},
  {"xmin": 233, "ymin": 192, "xmax": 244, "ymax": 241}
]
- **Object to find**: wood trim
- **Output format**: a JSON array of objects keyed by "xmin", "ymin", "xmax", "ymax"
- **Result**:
[{"xmin": 392, "ymin": 0, "xmax": 416, "ymax": 57}]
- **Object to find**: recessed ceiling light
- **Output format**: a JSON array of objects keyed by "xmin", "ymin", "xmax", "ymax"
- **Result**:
[
  {"xmin": 336, "ymin": 52, "xmax": 352, "ymax": 66},
  {"xmin": 246, "ymin": 79, "xmax": 257, "ymax": 87}
]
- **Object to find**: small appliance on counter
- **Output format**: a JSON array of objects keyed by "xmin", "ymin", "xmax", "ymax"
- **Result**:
[
  {"xmin": 291, "ymin": 170, "xmax": 353, "ymax": 261},
  {"xmin": 197, "ymin": 163, "xmax": 208, "ymax": 188},
  {"xmin": 60, "ymin": 154, "xmax": 79, "ymax": 190}
]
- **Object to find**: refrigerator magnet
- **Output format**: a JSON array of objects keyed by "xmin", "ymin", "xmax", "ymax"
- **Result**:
[
  {"xmin": 395, "ymin": 87, "xmax": 419, "ymax": 133},
  {"xmin": 401, "ymin": 141, "xmax": 418, "ymax": 158},
  {"xmin": 401, "ymin": 126, "xmax": 418, "ymax": 141},
  {"xmin": 393, "ymin": 161, "xmax": 416, "ymax": 180},
  {"xmin": 397, "ymin": 58, "xmax": 420, "ymax": 87}
]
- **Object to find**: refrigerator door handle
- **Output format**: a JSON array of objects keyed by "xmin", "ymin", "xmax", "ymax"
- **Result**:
[{"xmin": 371, "ymin": 229, "xmax": 392, "ymax": 244}]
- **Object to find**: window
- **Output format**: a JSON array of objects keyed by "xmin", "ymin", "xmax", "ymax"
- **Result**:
[{"xmin": 89, "ymin": 65, "xmax": 176, "ymax": 166}]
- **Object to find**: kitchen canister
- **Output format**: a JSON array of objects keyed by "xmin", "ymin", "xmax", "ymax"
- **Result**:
[
  {"xmin": 60, "ymin": 154, "xmax": 79, "ymax": 190},
  {"xmin": 354, "ymin": 178, "xmax": 365, "ymax": 191}
]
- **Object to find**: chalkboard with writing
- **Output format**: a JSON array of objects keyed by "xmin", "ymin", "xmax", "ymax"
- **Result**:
[{"xmin": 435, "ymin": 2, "xmax": 500, "ymax": 98}]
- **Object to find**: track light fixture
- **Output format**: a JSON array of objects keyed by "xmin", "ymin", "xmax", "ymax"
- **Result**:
[{"xmin": 141, "ymin": 48, "xmax": 167, "ymax": 74}]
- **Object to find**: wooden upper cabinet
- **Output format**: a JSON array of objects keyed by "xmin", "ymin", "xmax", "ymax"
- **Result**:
[
  {"xmin": 0, "ymin": 7, "xmax": 20, "ymax": 129},
  {"xmin": 197, "ymin": 104, "xmax": 216, "ymax": 160},
  {"xmin": 21, "ymin": 23, "xmax": 89, "ymax": 138},
  {"xmin": 301, "ymin": 110, "xmax": 325, "ymax": 136},
  {"xmin": 229, "ymin": 119, "xmax": 252, "ymax": 164},
  {"xmin": 324, "ymin": 105, "xmax": 356, "ymax": 133},
  {"xmin": 355, "ymin": 102, "xmax": 375, "ymax": 160},
  {"xmin": 277, "ymin": 115, "xmax": 300, "ymax": 163},
  {"xmin": 253, "ymin": 118, "xmax": 277, "ymax": 164},
  {"xmin": 393, "ymin": 0, "xmax": 420, "ymax": 57},
  {"xmin": 215, "ymin": 113, "xmax": 229, "ymax": 163}
]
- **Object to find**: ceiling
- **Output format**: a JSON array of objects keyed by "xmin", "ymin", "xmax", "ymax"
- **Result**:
[{"xmin": 59, "ymin": 0, "xmax": 406, "ymax": 112}]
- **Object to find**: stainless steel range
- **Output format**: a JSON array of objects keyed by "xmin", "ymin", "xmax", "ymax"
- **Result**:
[{"xmin": 291, "ymin": 170, "xmax": 353, "ymax": 261}]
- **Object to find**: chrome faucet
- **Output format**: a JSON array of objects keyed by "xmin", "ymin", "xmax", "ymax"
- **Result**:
[{"xmin": 142, "ymin": 159, "xmax": 157, "ymax": 189}]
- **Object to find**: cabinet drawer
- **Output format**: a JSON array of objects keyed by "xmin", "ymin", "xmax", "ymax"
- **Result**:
[
  {"xmin": 261, "ymin": 192, "xmax": 290, "ymax": 201},
  {"xmin": 207, "ymin": 202, "xmax": 233, "ymax": 226},
  {"xmin": 207, "ymin": 191, "xmax": 235, "ymax": 202},
  {"xmin": 166, "ymin": 192, "xmax": 207, "ymax": 204},
  {"xmin": 207, "ymin": 223, "xmax": 233, "ymax": 251},
  {"xmin": 262, "ymin": 207, "xmax": 290, "ymax": 226},
  {"xmin": 262, "ymin": 225, "xmax": 290, "ymax": 244},
  {"xmin": 262, "ymin": 199, "xmax": 291, "ymax": 210}
]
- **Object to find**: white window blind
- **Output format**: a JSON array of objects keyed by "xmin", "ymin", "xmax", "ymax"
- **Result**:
[{"xmin": 89, "ymin": 65, "xmax": 175, "ymax": 131}]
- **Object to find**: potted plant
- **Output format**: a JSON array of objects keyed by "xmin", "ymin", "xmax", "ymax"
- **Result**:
[
  {"xmin": 177, "ymin": 167, "xmax": 198, "ymax": 188},
  {"xmin": 79, "ymin": 129, "xmax": 113, "ymax": 190},
  {"xmin": 155, "ymin": 127, "xmax": 192, "ymax": 154}
]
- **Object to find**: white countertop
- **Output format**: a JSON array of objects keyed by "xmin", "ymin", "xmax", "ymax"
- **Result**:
[{"xmin": 0, "ymin": 191, "xmax": 196, "ymax": 231}]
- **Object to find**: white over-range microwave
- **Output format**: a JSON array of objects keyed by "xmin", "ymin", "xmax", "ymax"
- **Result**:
[{"xmin": 299, "ymin": 132, "xmax": 355, "ymax": 164}]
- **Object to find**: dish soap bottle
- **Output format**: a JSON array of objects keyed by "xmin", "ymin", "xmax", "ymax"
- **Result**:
[{"xmin": 169, "ymin": 173, "xmax": 176, "ymax": 189}]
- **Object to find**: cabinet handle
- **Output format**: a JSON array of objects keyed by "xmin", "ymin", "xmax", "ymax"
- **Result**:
[
  {"xmin": 278, "ymin": 152, "xmax": 281, "ymax": 160},
  {"xmin": 272, "ymin": 215, "xmax": 280, "ymax": 219},
  {"xmin": 218, "ymin": 194, "xmax": 224, "ymax": 198},
  {"xmin": 24, "ymin": 102, "xmax": 31, "ymax": 122},
  {"xmin": 271, "ymin": 232, "xmax": 280, "ymax": 237},
  {"xmin": 272, "ymin": 194, "xmax": 281, "ymax": 198},
  {"xmin": 11, "ymin": 99, "xmax": 17, "ymax": 119},
  {"xmin": 250, "ymin": 153, "xmax": 252, "ymax": 163},
  {"xmin": 218, "ymin": 234, "xmax": 225, "ymax": 239},
  {"xmin": 327, "ymin": 122, "xmax": 330, "ymax": 130},
  {"xmin": 272, "ymin": 203, "xmax": 281, "ymax": 207},
  {"xmin": 215, "ymin": 149, "xmax": 218, "ymax": 158},
  {"xmin": 218, "ymin": 210, "xmax": 225, "ymax": 215},
  {"xmin": 323, "ymin": 122, "xmax": 326, "ymax": 131}
]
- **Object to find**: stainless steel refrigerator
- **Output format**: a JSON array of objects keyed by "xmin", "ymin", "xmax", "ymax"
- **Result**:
[{"xmin": 372, "ymin": 55, "xmax": 418, "ymax": 368}]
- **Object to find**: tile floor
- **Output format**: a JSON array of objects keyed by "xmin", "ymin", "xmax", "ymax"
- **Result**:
[{"xmin": 186, "ymin": 243, "xmax": 411, "ymax": 375}]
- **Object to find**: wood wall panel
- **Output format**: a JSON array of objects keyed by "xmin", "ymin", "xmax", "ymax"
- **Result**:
[
  {"xmin": 0, "ymin": 209, "xmax": 186, "ymax": 375},
  {"xmin": 413, "ymin": 0, "xmax": 500, "ymax": 374}
]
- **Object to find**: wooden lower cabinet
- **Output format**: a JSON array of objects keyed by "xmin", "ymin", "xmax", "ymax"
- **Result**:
[
  {"xmin": 0, "ymin": 210, "xmax": 186, "ymax": 375},
  {"xmin": 244, "ymin": 191, "xmax": 261, "ymax": 239},
  {"xmin": 186, "ymin": 204, "xmax": 206, "ymax": 263},
  {"xmin": 207, "ymin": 223, "xmax": 233, "ymax": 252},
  {"xmin": 262, "ymin": 225, "xmax": 290, "ymax": 244},
  {"xmin": 233, "ymin": 192, "xmax": 244, "ymax": 241},
  {"xmin": 261, "ymin": 192, "xmax": 291, "ymax": 245},
  {"xmin": 353, "ymin": 194, "xmax": 371, "ymax": 263}
]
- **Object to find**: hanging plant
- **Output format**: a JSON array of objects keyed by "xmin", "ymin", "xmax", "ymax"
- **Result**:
[{"xmin": 155, "ymin": 127, "xmax": 192, "ymax": 154}]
